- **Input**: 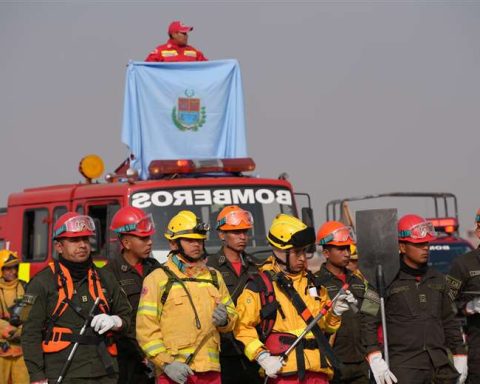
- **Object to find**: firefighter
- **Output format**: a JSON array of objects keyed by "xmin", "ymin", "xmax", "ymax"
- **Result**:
[
  {"xmin": 106, "ymin": 206, "xmax": 160, "ymax": 384},
  {"xmin": 21, "ymin": 212, "xmax": 132, "ymax": 384},
  {"xmin": 362, "ymin": 214, "xmax": 467, "ymax": 384},
  {"xmin": 315, "ymin": 221, "xmax": 371, "ymax": 384},
  {"xmin": 0, "ymin": 249, "xmax": 29, "ymax": 384},
  {"xmin": 234, "ymin": 214, "xmax": 355, "ymax": 384},
  {"xmin": 145, "ymin": 20, "xmax": 207, "ymax": 62},
  {"xmin": 136, "ymin": 210, "xmax": 237, "ymax": 384},
  {"xmin": 447, "ymin": 208, "xmax": 480, "ymax": 383},
  {"xmin": 206, "ymin": 205, "xmax": 262, "ymax": 384}
]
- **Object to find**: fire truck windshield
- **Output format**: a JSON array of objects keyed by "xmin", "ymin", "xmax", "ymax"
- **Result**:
[{"xmin": 130, "ymin": 185, "xmax": 296, "ymax": 262}]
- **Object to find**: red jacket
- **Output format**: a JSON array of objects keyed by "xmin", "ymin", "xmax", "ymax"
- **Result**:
[{"xmin": 145, "ymin": 39, "xmax": 207, "ymax": 62}]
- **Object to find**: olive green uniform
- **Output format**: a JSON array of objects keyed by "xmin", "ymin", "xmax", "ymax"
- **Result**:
[
  {"xmin": 105, "ymin": 254, "xmax": 159, "ymax": 384},
  {"xmin": 447, "ymin": 248, "xmax": 480, "ymax": 383},
  {"xmin": 21, "ymin": 266, "xmax": 132, "ymax": 383},
  {"xmin": 206, "ymin": 249, "xmax": 262, "ymax": 384},
  {"xmin": 315, "ymin": 266, "xmax": 373, "ymax": 384},
  {"xmin": 362, "ymin": 265, "xmax": 466, "ymax": 384}
]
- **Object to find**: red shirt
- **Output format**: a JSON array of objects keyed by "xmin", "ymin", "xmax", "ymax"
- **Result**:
[
  {"xmin": 230, "ymin": 260, "xmax": 242, "ymax": 276},
  {"xmin": 145, "ymin": 39, "xmax": 207, "ymax": 62}
]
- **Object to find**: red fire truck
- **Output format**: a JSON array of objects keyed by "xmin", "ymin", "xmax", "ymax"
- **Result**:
[
  {"xmin": 326, "ymin": 192, "xmax": 474, "ymax": 273},
  {"xmin": 0, "ymin": 155, "xmax": 314, "ymax": 281}
]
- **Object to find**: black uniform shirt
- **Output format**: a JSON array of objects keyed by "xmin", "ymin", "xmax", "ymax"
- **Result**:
[
  {"xmin": 315, "ymin": 265, "xmax": 369, "ymax": 363},
  {"xmin": 362, "ymin": 265, "xmax": 466, "ymax": 369},
  {"xmin": 105, "ymin": 254, "xmax": 160, "ymax": 339},
  {"xmin": 447, "ymin": 248, "xmax": 480, "ymax": 348}
]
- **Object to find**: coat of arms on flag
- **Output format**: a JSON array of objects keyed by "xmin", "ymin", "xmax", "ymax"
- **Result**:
[{"xmin": 172, "ymin": 89, "xmax": 207, "ymax": 131}]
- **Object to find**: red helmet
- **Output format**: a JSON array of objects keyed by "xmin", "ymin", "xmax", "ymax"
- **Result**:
[
  {"xmin": 398, "ymin": 214, "xmax": 437, "ymax": 243},
  {"xmin": 317, "ymin": 221, "xmax": 356, "ymax": 247},
  {"xmin": 110, "ymin": 206, "xmax": 155, "ymax": 237},
  {"xmin": 53, "ymin": 212, "xmax": 96, "ymax": 239},
  {"xmin": 216, "ymin": 205, "xmax": 253, "ymax": 231}
]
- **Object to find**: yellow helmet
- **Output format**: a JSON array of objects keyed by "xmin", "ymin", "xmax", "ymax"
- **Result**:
[
  {"xmin": 267, "ymin": 214, "xmax": 316, "ymax": 250},
  {"xmin": 349, "ymin": 244, "xmax": 358, "ymax": 260},
  {"xmin": 164, "ymin": 210, "xmax": 209, "ymax": 240},
  {"xmin": 0, "ymin": 250, "xmax": 20, "ymax": 270}
]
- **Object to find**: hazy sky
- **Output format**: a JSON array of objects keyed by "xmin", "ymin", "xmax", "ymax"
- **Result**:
[{"xmin": 1, "ymin": 1, "xmax": 479, "ymax": 236}]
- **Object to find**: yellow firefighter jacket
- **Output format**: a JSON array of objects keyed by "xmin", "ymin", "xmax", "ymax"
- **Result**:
[
  {"xmin": 234, "ymin": 256, "xmax": 341, "ymax": 379},
  {"xmin": 136, "ymin": 254, "xmax": 237, "ymax": 373},
  {"xmin": 0, "ymin": 278, "xmax": 25, "ymax": 357}
]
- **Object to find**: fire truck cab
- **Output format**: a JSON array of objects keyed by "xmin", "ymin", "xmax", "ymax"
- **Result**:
[{"xmin": 0, "ymin": 156, "xmax": 313, "ymax": 281}]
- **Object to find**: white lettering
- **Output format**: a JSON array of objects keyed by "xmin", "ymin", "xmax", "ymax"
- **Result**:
[
  {"xmin": 255, "ymin": 189, "xmax": 275, "ymax": 204},
  {"xmin": 276, "ymin": 190, "xmax": 292, "ymax": 205},
  {"xmin": 232, "ymin": 189, "xmax": 255, "ymax": 204},
  {"xmin": 131, "ymin": 192, "xmax": 151, "ymax": 208},
  {"xmin": 193, "ymin": 190, "xmax": 212, "ymax": 205},
  {"xmin": 151, "ymin": 191, "xmax": 173, "ymax": 207},
  {"xmin": 173, "ymin": 190, "xmax": 193, "ymax": 206},
  {"xmin": 134, "ymin": 188, "xmax": 293, "ymax": 207},
  {"xmin": 212, "ymin": 190, "xmax": 232, "ymax": 205}
]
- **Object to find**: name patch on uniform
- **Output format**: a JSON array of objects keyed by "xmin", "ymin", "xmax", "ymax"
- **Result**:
[
  {"xmin": 469, "ymin": 270, "xmax": 480, "ymax": 277},
  {"xmin": 23, "ymin": 294, "xmax": 37, "ymax": 305},
  {"xmin": 390, "ymin": 286, "xmax": 410, "ymax": 295},
  {"xmin": 120, "ymin": 279, "xmax": 136, "ymax": 286}
]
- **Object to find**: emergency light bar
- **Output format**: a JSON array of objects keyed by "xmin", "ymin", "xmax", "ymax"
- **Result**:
[
  {"xmin": 427, "ymin": 217, "xmax": 458, "ymax": 234},
  {"xmin": 148, "ymin": 158, "xmax": 256, "ymax": 178}
]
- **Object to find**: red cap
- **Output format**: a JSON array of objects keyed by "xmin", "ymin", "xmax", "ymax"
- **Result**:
[{"xmin": 168, "ymin": 21, "xmax": 193, "ymax": 35}]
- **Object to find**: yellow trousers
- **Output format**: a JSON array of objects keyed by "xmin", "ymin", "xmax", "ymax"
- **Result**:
[{"xmin": 0, "ymin": 355, "xmax": 29, "ymax": 384}]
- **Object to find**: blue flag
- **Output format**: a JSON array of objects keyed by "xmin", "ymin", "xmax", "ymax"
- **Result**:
[{"xmin": 122, "ymin": 59, "xmax": 247, "ymax": 179}]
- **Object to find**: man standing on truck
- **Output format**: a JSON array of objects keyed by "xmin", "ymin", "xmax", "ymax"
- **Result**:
[
  {"xmin": 447, "ymin": 209, "xmax": 480, "ymax": 383},
  {"xmin": 21, "ymin": 212, "xmax": 132, "ymax": 384},
  {"xmin": 145, "ymin": 20, "xmax": 207, "ymax": 62},
  {"xmin": 362, "ymin": 214, "xmax": 467, "ymax": 384},
  {"xmin": 106, "ymin": 206, "xmax": 160, "ymax": 384},
  {"xmin": 0, "ymin": 249, "xmax": 29, "ymax": 384},
  {"xmin": 315, "ymin": 221, "xmax": 371, "ymax": 384},
  {"xmin": 207, "ymin": 205, "xmax": 262, "ymax": 384},
  {"xmin": 234, "ymin": 214, "xmax": 354, "ymax": 384},
  {"xmin": 136, "ymin": 210, "xmax": 237, "ymax": 384}
]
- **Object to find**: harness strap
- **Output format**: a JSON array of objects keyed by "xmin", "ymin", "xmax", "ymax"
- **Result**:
[{"xmin": 275, "ymin": 272, "xmax": 342, "ymax": 378}]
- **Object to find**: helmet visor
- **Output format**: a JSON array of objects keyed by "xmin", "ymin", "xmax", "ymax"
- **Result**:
[
  {"xmin": 319, "ymin": 226, "xmax": 356, "ymax": 245},
  {"xmin": 400, "ymin": 221, "xmax": 436, "ymax": 240},
  {"xmin": 216, "ymin": 210, "xmax": 254, "ymax": 229},
  {"xmin": 113, "ymin": 214, "xmax": 155, "ymax": 234},
  {"xmin": 54, "ymin": 215, "xmax": 96, "ymax": 238}
]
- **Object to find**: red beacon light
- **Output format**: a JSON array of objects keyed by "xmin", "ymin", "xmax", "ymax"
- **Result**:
[
  {"xmin": 148, "ymin": 157, "xmax": 256, "ymax": 178},
  {"xmin": 427, "ymin": 217, "xmax": 458, "ymax": 234}
]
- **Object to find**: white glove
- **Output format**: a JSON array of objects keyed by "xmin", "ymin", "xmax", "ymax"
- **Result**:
[
  {"xmin": 333, "ymin": 290, "xmax": 357, "ymax": 316},
  {"xmin": 31, "ymin": 381, "xmax": 49, "ymax": 384},
  {"xmin": 465, "ymin": 297, "xmax": 480, "ymax": 315},
  {"xmin": 453, "ymin": 354, "xmax": 468, "ymax": 384},
  {"xmin": 91, "ymin": 314, "xmax": 122, "ymax": 335},
  {"xmin": 367, "ymin": 352, "xmax": 398, "ymax": 384},
  {"xmin": 212, "ymin": 303, "xmax": 228, "ymax": 326},
  {"xmin": 256, "ymin": 351, "xmax": 284, "ymax": 378},
  {"xmin": 163, "ymin": 361, "xmax": 193, "ymax": 384}
]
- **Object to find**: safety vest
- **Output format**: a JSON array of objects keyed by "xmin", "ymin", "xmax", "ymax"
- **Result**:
[{"xmin": 42, "ymin": 262, "xmax": 117, "ymax": 356}]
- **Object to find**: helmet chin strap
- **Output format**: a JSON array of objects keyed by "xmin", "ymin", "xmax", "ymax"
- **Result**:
[
  {"xmin": 175, "ymin": 239, "xmax": 208, "ymax": 263},
  {"xmin": 274, "ymin": 249, "xmax": 296, "ymax": 274}
]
